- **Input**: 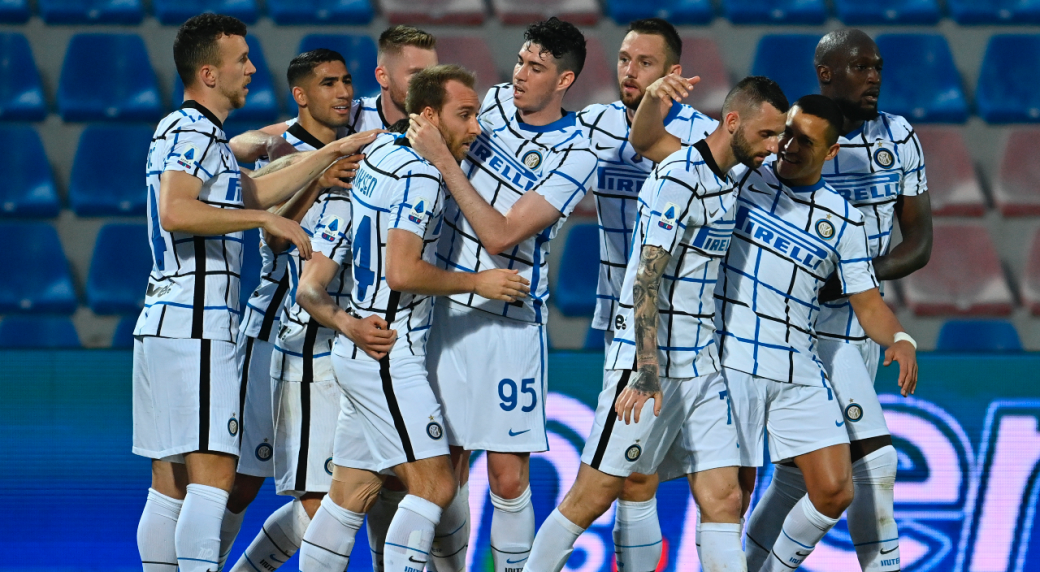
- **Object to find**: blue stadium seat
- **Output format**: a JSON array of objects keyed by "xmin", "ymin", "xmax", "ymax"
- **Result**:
[
  {"xmin": 0, "ymin": 223, "xmax": 77, "ymax": 314},
  {"xmin": 153, "ymin": 0, "xmax": 258, "ymax": 25},
  {"xmin": 112, "ymin": 315, "xmax": 137, "ymax": 348},
  {"xmin": 0, "ymin": 316, "xmax": 80, "ymax": 348},
  {"xmin": 751, "ymin": 35, "xmax": 820, "ymax": 103},
  {"xmin": 87, "ymin": 224, "xmax": 151, "ymax": 315},
  {"xmin": 267, "ymin": 0, "xmax": 374, "ymax": 25},
  {"xmin": 240, "ymin": 228, "xmax": 262, "ymax": 307},
  {"xmin": 976, "ymin": 35, "xmax": 1040, "ymax": 124},
  {"xmin": 875, "ymin": 34, "xmax": 968, "ymax": 124},
  {"xmin": 936, "ymin": 320, "xmax": 1023, "ymax": 352},
  {"xmin": 39, "ymin": 0, "xmax": 144, "ymax": 24},
  {"xmin": 172, "ymin": 36, "xmax": 278, "ymax": 122},
  {"xmin": 605, "ymin": 0, "xmax": 714, "ymax": 25},
  {"xmin": 59, "ymin": 34, "xmax": 162, "ymax": 122},
  {"xmin": 0, "ymin": 33, "xmax": 46, "ymax": 121},
  {"xmin": 583, "ymin": 323, "xmax": 606, "ymax": 351},
  {"xmin": 555, "ymin": 224, "xmax": 599, "ymax": 318},
  {"xmin": 298, "ymin": 35, "xmax": 379, "ymax": 97},
  {"xmin": 834, "ymin": 0, "xmax": 940, "ymax": 24},
  {"xmin": 724, "ymin": 0, "xmax": 827, "ymax": 24},
  {"xmin": 948, "ymin": 0, "xmax": 1040, "ymax": 25},
  {"xmin": 69, "ymin": 125, "xmax": 152, "ymax": 216},
  {"xmin": 0, "ymin": 0, "xmax": 30, "ymax": 23},
  {"xmin": 0, "ymin": 126, "xmax": 59, "ymax": 218}
]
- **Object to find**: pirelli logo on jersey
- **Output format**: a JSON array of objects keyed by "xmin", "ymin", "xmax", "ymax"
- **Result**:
[
  {"xmin": 598, "ymin": 166, "xmax": 647, "ymax": 194},
  {"xmin": 690, "ymin": 220, "xmax": 735, "ymax": 255},
  {"xmin": 467, "ymin": 135, "xmax": 537, "ymax": 191},
  {"xmin": 735, "ymin": 205, "xmax": 827, "ymax": 272},
  {"xmin": 825, "ymin": 172, "xmax": 901, "ymax": 204}
]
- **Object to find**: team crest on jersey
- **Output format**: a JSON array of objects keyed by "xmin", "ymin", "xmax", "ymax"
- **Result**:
[
  {"xmin": 815, "ymin": 219, "xmax": 836, "ymax": 240},
  {"xmin": 320, "ymin": 216, "xmax": 344, "ymax": 242},
  {"xmin": 427, "ymin": 421, "xmax": 444, "ymax": 440},
  {"xmin": 227, "ymin": 416, "xmax": 239, "ymax": 436},
  {"xmin": 845, "ymin": 402, "xmax": 864, "ymax": 422},
  {"xmin": 255, "ymin": 441, "xmax": 273, "ymax": 462},
  {"xmin": 658, "ymin": 202, "xmax": 679, "ymax": 230},
  {"xmin": 625, "ymin": 444, "xmax": 642, "ymax": 462},
  {"xmin": 175, "ymin": 144, "xmax": 200, "ymax": 170},
  {"xmin": 408, "ymin": 199, "xmax": 428, "ymax": 224},
  {"xmin": 522, "ymin": 150, "xmax": 542, "ymax": 170},
  {"xmin": 873, "ymin": 147, "xmax": 895, "ymax": 169},
  {"xmin": 325, "ymin": 457, "xmax": 334, "ymax": 475}
]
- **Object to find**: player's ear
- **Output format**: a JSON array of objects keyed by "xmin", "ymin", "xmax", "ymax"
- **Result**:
[
  {"xmin": 198, "ymin": 64, "xmax": 218, "ymax": 89},
  {"xmin": 724, "ymin": 111, "xmax": 740, "ymax": 134},
  {"xmin": 668, "ymin": 63, "xmax": 682, "ymax": 77},
  {"xmin": 421, "ymin": 106, "xmax": 438, "ymax": 123},
  {"xmin": 824, "ymin": 142, "xmax": 840, "ymax": 161},
  {"xmin": 557, "ymin": 70, "xmax": 576, "ymax": 92},
  {"xmin": 374, "ymin": 64, "xmax": 391, "ymax": 90},
  {"xmin": 291, "ymin": 85, "xmax": 307, "ymax": 107},
  {"xmin": 817, "ymin": 64, "xmax": 831, "ymax": 85}
]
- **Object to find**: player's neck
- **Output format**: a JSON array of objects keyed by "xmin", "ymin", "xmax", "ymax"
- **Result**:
[
  {"xmin": 182, "ymin": 90, "xmax": 231, "ymax": 125},
  {"xmin": 296, "ymin": 112, "xmax": 338, "ymax": 146},
  {"xmin": 842, "ymin": 116, "xmax": 865, "ymax": 136},
  {"xmin": 380, "ymin": 91, "xmax": 406, "ymax": 126},
  {"xmin": 704, "ymin": 129, "xmax": 739, "ymax": 173},
  {"xmin": 517, "ymin": 96, "xmax": 565, "ymax": 126}
]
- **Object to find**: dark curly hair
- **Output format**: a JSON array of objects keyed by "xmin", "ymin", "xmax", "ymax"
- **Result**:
[
  {"xmin": 523, "ymin": 17, "xmax": 587, "ymax": 78},
  {"xmin": 174, "ymin": 13, "xmax": 248, "ymax": 88}
]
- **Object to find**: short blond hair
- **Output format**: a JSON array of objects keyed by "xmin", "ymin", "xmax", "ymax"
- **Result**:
[{"xmin": 378, "ymin": 25, "xmax": 436, "ymax": 59}]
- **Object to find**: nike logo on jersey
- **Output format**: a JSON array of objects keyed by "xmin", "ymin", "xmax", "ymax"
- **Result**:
[
  {"xmin": 595, "ymin": 144, "xmax": 614, "ymax": 151},
  {"xmin": 507, "ymin": 557, "xmax": 529, "ymax": 564},
  {"xmin": 880, "ymin": 546, "xmax": 898, "ymax": 555},
  {"xmin": 508, "ymin": 429, "xmax": 531, "ymax": 437},
  {"xmin": 709, "ymin": 208, "xmax": 719, "ymax": 218},
  {"xmin": 835, "ymin": 420, "xmax": 845, "ymax": 427}
]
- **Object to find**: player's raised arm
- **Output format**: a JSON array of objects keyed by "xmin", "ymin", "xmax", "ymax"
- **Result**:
[
  {"xmin": 629, "ymin": 74, "xmax": 697, "ymax": 163},
  {"xmin": 229, "ymin": 123, "xmax": 293, "ymax": 163}
]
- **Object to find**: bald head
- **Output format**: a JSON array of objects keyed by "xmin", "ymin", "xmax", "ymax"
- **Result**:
[
  {"xmin": 815, "ymin": 29, "xmax": 876, "ymax": 68},
  {"xmin": 815, "ymin": 29, "xmax": 882, "ymax": 125}
]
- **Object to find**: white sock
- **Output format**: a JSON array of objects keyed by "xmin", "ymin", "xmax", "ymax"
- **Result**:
[
  {"xmin": 433, "ymin": 482, "xmax": 470, "ymax": 572},
  {"xmin": 745, "ymin": 465, "xmax": 806, "ymax": 572},
  {"xmin": 384, "ymin": 495, "xmax": 442, "ymax": 572},
  {"xmin": 176, "ymin": 484, "xmax": 231, "ymax": 572},
  {"xmin": 139, "ymin": 488, "xmax": 183, "ymax": 572},
  {"xmin": 300, "ymin": 496, "xmax": 364, "ymax": 572},
  {"xmin": 613, "ymin": 498, "xmax": 662, "ymax": 572},
  {"xmin": 763, "ymin": 495, "xmax": 839, "ymax": 572},
  {"xmin": 523, "ymin": 508, "xmax": 584, "ymax": 572},
  {"xmin": 218, "ymin": 507, "xmax": 247, "ymax": 570},
  {"xmin": 490, "ymin": 486, "xmax": 535, "ymax": 572},
  {"xmin": 699, "ymin": 523, "xmax": 746, "ymax": 572},
  {"xmin": 367, "ymin": 487, "xmax": 407, "ymax": 572},
  {"xmin": 848, "ymin": 446, "xmax": 901, "ymax": 572},
  {"xmin": 230, "ymin": 499, "xmax": 310, "ymax": 572}
]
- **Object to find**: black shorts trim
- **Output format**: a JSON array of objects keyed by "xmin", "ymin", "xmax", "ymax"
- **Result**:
[
  {"xmin": 199, "ymin": 339, "xmax": 212, "ymax": 452},
  {"xmin": 590, "ymin": 369, "xmax": 632, "ymax": 470},
  {"xmin": 294, "ymin": 320, "xmax": 321, "ymax": 491},
  {"xmin": 380, "ymin": 290, "xmax": 415, "ymax": 463}
]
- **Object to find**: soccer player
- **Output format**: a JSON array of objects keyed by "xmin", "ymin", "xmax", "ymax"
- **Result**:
[
  {"xmin": 743, "ymin": 29, "xmax": 932, "ymax": 572},
  {"xmin": 575, "ymin": 18, "xmax": 717, "ymax": 570},
  {"xmin": 134, "ymin": 14, "xmax": 376, "ymax": 572},
  {"xmin": 408, "ymin": 18, "xmax": 598, "ymax": 572},
  {"xmin": 295, "ymin": 64, "xmax": 530, "ymax": 572}
]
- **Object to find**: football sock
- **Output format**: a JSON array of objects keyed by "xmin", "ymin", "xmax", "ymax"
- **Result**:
[
  {"xmin": 138, "ymin": 488, "xmax": 183, "ymax": 572},
  {"xmin": 763, "ymin": 495, "xmax": 839, "ymax": 572},
  {"xmin": 175, "ymin": 484, "xmax": 230, "ymax": 572},
  {"xmin": 432, "ymin": 482, "xmax": 470, "ymax": 572},
  {"xmin": 367, "ymin": 486, "xmax": 407, "ymax": 572},
  {"xmin": 300, "ymin": 496, "xmax": 363, "ymax": 572},
  {"xmin": 229, "ymin": 499, "xmax": 309, "ymax": 572},
  {"xmin": 490, "ymin": 486, "xmax": 535, "ymax": 572},
  {"xmin": 848, "ymin": 446, "xmax": 901, "ymax": 572},
  {"xmin": 383, "ymin": 495, "xmax": 442, "ymax": 572},
  {"xmin": 217, "ymin": 507, "xmax": 246, "ymax": 570},
  {"xmin": 613, "ymin": 498, "xmax": 663, "ymax": 572},
  {"xmin": 745, "ymin": 465, "xmax": 805, "ymax": 572},
  {"xmin": 699, "ymin": 523, "xmax": 746, "ymax": 572},
  {"xmin": 523, "ymin": 508, "xmax": 584, "ymax": 572}
]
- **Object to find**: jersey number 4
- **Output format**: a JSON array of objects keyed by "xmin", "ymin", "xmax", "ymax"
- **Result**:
[{"xmin": 352, "ymin": 215, "xmax": 376, "ymax": 300}]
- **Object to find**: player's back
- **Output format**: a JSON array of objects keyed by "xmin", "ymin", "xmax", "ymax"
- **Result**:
[{"xmin": 348, "ymin": 95, "xmax": 390, "ymax": 133}]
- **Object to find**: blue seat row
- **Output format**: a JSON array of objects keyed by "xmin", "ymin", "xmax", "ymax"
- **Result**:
[{"xmin": 0, "ymin": 0, "xmax": 373, "ymax": 25}]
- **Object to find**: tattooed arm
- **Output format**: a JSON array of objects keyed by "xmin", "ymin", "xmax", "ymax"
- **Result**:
[{"xmin": 614, "ymin": 244, "xmax": 671, "ymax": 424}]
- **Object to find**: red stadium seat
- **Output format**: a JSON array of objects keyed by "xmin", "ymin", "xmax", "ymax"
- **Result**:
[
  {"xmin": 490, "ymin": 0, "xmax": 599, "ymax": 25},
  {"xmin": 915, "ymin": 127, "xmax": 986, "ymax": 217},
  {"xmin": 680, "ymin": 36, "xmax": 730, "ymax": 119},
  {"xmin": 995, "ymin": 128, "xmax": 1040, "ymax": 216},
  {"xmin": 436, "ymin": 36, "xmax": 503, "ymax": 97},
  {"xmin": 566, "ymin": 37, "xmax": 616, "ymax": 111},
  {"xmin": 380, "ymin": 0, "xmax": 485, "ymax": 25},
  {"xmin": 903, "ymin": 223, "xmax": 1014, "ymax": 316},
  {"xmin": 1022, "ymin": 228, "xmax": 1040, "ymax": 315}
]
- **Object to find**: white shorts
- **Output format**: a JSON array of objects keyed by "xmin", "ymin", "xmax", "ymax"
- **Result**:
[
  {"xmin": 331, "ymin": 351, "xmax": 449, "ymax": 473},
  {"xmin": 132, "ymin": 337, "xmax": 241, "ymax": 461},
  {"xmin": 723, "ymin": 368, "xmax": 850, "ymax": 466},
  {"xmin": 237, "ymin": 336, "xmax": 276, "ymax": 477},
  {"xmin": 273, "ymin": 377, "xmax": 339, "ymax": 496},
  {"xmin": 581, "ymin": 369, "xmax": 740, "ymax": 481},
  {"xmin": 427, "ymin": 301, "xmax": 548, "ymax": 453},
  {"xmin": 818, "ymin": 339, "xmax": 889, "ymax": 441}
]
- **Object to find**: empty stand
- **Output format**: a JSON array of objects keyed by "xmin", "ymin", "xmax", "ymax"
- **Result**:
[
  {"xmin": 875, "ymin": 34, "xmax": 968, "ymax": 124},
  {"xmin": 751, "ymin": 35, "xmax": 820, "ymax": 103},
  {"xmin": 0, "ymin": 0, "xmax": 29, "ymax": 23},
  {"xmin": 69, "ymin": 125, "xmax": 152, "ymax": 216},
  {"xmin": 153, "ymin": 0, "xmax": 259, "ymax": 25},
  {"xmin": 112, "ymin": 315, "xmax": 137, "ymax": 348},
  {"xmin": 381, "ymin": 0, "xmax": 485, "ymax": 25},
  {"xmin": 86, "ymin": 224, "xmax": 151, "ymax": 315},
  {"xmin": 994, "ymin": 129, "xmax": 1040, "ymax": 216},
  {"xmin": 0, "ymin": 33, "xmax": 46, "ymax": 122},
  {"xmin": 1023, "ymin": 229, "xmax": 1040, "ymax": 315},
  {"xmin": 554, "ymin": 224, "xmax": 599, "ymax": 317},
  {"xmin": 724, "ymin": 0, "xmax": 827, "ymax": 24},
  {"xmin": 976, "ymin": 35, "xmax": 1040, "ymax": 124},
  {"xmin": 0, "ymin": 316, "xmax": 80, "ymax": 348},
  {"xmin": 949, "ymin": 0, "xmax": 1040, "ymax": 25},
  {"xmin": 681, "ymin": 36, "xmax": 730, "ymax": 118},
  {"xmin": 0, "ymin": 223, "xmax": 77, "ymax": 315},
  {"xmin": 39, "ymin": 0, "xmax": 143, "ymax": 24},
  {"xmin": 172, "ymin": 36, "xmax": 278, "ymax": 122},
  {"xmin": 605, "ymin": 0, "xmax": 714, "ymax": 25},
  {"xmin": 584, "ymin": 322, "xmax": 605, "ymax": 351},
  {"xmin": 299, "ymin": 35, "xmax": 379, "ymax": 98},
  {"xmin": 567, "ymin": 37, "xmax": 616, "ymax": 111},
  {"xmin": 936, "ymin": 320, "xmax": 1023, "ymax": 352},
  {"xmin": 914, "ymin": 127, "xmax": 985, "ymax": 216},
  {"xmin": 490, "ymin": 0, "xmax": 599, "ymax": 25},
  {"xmin": 435, "ymin": 36, "xmax": 502, "ymax": 97},
  {"xmin": 902, "ymin": 224, "xmax": 1014, "ymax": 316},
  {"xmin": 0, "ymin": 126, "xmax": 59, "ymax": 218},
  {"xmin": 59, "ymin": 34, "xmax": 162, "ymax": 122},
  {"xmin": 267, "ymin": 0, "xmax": 374, "ymax": 25},
  {"xmin": 834, "ymin": 0, "xmax": 940, "ymax": 25}
]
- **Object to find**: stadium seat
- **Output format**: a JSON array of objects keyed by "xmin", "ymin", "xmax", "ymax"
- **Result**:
[
  {"xmin": 0, "ymin": 126, "xmax": 59, "ymax": 218},
  {"xmin": 681, "ymin": 36, "xmax": 730, "ymax": 118},
  {"xmin": 39, "ymin": 0, "xmax": 144, "ymax": 24},
  {"xmin": 267, "ymin": 0, "xmax": 374, "ymax": 25},
  {"xmin": 994, "ymin": 128, "xmax": 1040, "ymax": 216},
  {"xmin": 112, "ymin": 315, "xmax": 137, "ymax": 348},
  {"xmin": 583, "ymin": 323, "xmax": 606, "ymax": 351},
  {"xmin": 555, "ymin": 224, "xmax": 600, "ymax": 317},
  {"xmin": 976, "ymin": 35, "xmax": 1040, "ymax": 124},
  {"xmin": 834, "ymin": 0, "xmax": 940, "ymax": 25},
  {"xmin": 240, "ymin": 228, "xmax": 262, "ymax": 306},
  {"xmin": 751, "ymin": 35, "xmax": 820, "ymax": 103},
  {"xmin": 936, "ymin": 320, "xmax": 1023, "ymax": 352},
  {"xmin": 0, "ymin": 316, "xmax": 80, "ymax": 348},
  {"xmin": 172, "ymin": 36, "xmax": 278, "ymax": 122},
  {"xmin": 152, "ymin": 0, "xmax": 258, "ymax": 25},
  {"xmin": 436, "ymin": 37, "xmax": 502, "ymax": 97},
  {"xmin": 69, "ymin": 125, "xmax": 152, "ymax": 216},
  {"xmin": 874, "ymin": 34, "xmax": 968, "ymax": 124},
  {"xmin": 0, "ymin": 33, "xmax": 46, "ymax": 121},
  {"xmin": 58, "ymin": 34, "xmax": 162, "ymax": 122},
  {"xmin": 948, "ymin": 0, "xmax": 1040, "ymax": 25},
  {"xmin": 567, "ymin": 37, "xmax": 616, "ymax": 111},
  {"xmin": 1022, "ymin": 229, "xmax": 1040, "ymax": 315},
  {"xmin": 381, "ymin": 0, "xmax": 485, "ymax": 25},
  {"xmin": 86, "ymin": 224, "xmax": 151, "ymax": 315},
  {"xmin": 298, "ymin": 35, "xmax": 379, "ymax": 98},
  {"xmin": 902, "ymin": 224, "xmax": 1014, "ymax": 316},
  {"xmin": 724, "ymin": 0, "xmax": 827, "ymax": 24},
  {"xmin": 0, "ymin": 0, "xmax": 30, "ymax": 23},
  {"xmin": 605, "ymin": 0, "xmax": 714, "ymax": 25},
  {"xmin": 914, "ymin": 127, "xmax": 985, "ymax": 217},
  {"xmin": 0, "ymin": 223, "xmax": 77, "ymax": 314},
  {"xmin": 490, "ymin": 0, "xmax": 600, "ymax": 26}
]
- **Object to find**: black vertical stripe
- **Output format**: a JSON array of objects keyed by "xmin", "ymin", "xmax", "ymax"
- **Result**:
[
  {"xmin": 199, "ymin": 339, "xmax": 212, "ymax": 452},
  {"xmin": 380, "ymin": 290, "xmax": 415, "ymax": 462},
  {"xmin": 590, "ymin": 369, "xmax": 632, "ymax": 469},
  {"xmin": 191, "ymin": 236, "xmax": 207, "ymax": 339},
  {"xmin": 238, "ymin": 337, "xmax": 253, "ymax": 446},
  {"xmin": 294, "ymin": 320, "xmax": 321, "ymax": 491},
  {"xmin": 258, "ymin": 273, "xmax": 291, "ymax": 341}
]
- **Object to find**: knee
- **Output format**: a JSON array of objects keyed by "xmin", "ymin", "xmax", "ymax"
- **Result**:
[
  {"xmin": 487, "ymin": 458, "xmax": 529, "ymax": 499},
  {"xmin": 698, "ymin": 479, "xmax": 743, "ymax": 523},
  {"xmin": 810, "ymin": 474, "xmax": 854, "ymax": 516},
  {"xmin": 226, "ymin": 475, "xmax": 264, "ymax": 513},
  {"xmin": 429, "ymin": 477, "xmax": 459, "ymax": 509},
  {"xmin": 620, "ymin": 472, "xmax": 659, "ymax": 502}
]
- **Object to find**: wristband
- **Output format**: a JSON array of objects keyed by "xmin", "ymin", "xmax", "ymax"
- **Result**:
[{"xmin": 893, "ymin": 332, "xmax": 917, "ymax": 349}]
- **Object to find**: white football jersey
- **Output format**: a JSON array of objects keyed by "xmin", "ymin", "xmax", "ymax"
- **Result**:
[
  {"xmin": 578, "ymin": 101, "xmax": 718, "ymax": 331},
  {"xmin": 605, "ymin": 141, "xmax": 741, "ymax": 379},
  {"xmin": 815, "ymin": 113, "xmax": 927, "ymax": 344},
  {"xmin": 437, "ymin": 83, "xmax": 598, "ymax": 324},
  {"xmin": 716, "ymin": 162, "xmax": 878, "ymax": 387},
  {"xmin": 136, "ymin": 101, "xmax": 244, "ymax": 341},
  {"xmin": 348, "ymin": 95, "xmax": 391, "ymax": 133}
]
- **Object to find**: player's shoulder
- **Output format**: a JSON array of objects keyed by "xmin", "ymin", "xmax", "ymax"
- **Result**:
[
  {"xmin": 372, "ymin": 133, "xmax": 441, "ymax": 178},
  {"xmin": 577, "ymin": 101, "xmax": 622, "ymax": 122},
  {"xmin": 873, "ymin": 112, "xmax": 918, "ymax": 144},
  {"xmin": 160, "ymin": 107, "xmax": 223, "ymax": 139},
  {"xmin": 671, "ymin": 103, "xmax": 718, "ymax": 127},
  {"xmin": 816, "ymin": 181, "xmax": 867, "ymax": 224},
  {"xmin": 480, "ymin": 83, "xmax": 513, "ymax": 113}
]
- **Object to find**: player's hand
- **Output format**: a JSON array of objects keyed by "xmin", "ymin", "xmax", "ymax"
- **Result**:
[
  {"xmin": 615, "ymin": 364, "xmax": 663, "ymax": 424},
  {"xmin": 330, "ymin": 129, "xmax": 384, "ymax": 158},
  {"xmin": 342, "ymin": 314, "xmax": 397, "ymax": 360},
  {"xmin": 884, "ymin": 340, "xmax": 918, "ymax": 396},
  {"xmin": 646, "ymin": 74, "xmax": 701, "ymax": 103},
  {"xmin": 262, "ymin": 213, "xmax": 312, "ymax": 260},
  {"xmin": 318, "ymin": 153, "xmax": 363, "ymax": 189},
  {"xmin": 818, "ymin": 273, "xmax": 843, "ymax": 304},
  {"xmin": 472, "ymin": 268, "xmax": 530, "ymax": 302},
  {"xmin": 407, "ymin": 113, "xmax": 455, "ymax": 167}
]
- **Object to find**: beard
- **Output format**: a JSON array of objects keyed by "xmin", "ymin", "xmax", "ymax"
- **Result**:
[
  {"xmin": 220, "ymin": 83, "xmax": 247, "ymax": 110},
  {"xmin": 620, "ymin": 86, "xmax": 643, "ymax": 111},
  {"xmin": 835, "ymin": 95, "xmax": 879, "ymax": 122},
  {"xmin": 732, "ymin": 127, "xmax": 760, "ymax": 168},
  {"xmin": 312, "ymin": 106, "xmax": 353, "ymax": 129}
]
